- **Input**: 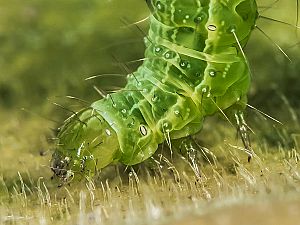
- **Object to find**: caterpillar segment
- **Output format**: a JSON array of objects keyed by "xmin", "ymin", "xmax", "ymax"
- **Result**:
[{"xmin": 51, "ymin": 0, "xmax": 258, "ymax": 181}]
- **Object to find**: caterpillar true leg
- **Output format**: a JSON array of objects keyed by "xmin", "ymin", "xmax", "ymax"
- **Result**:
[
  {"xmin": 172, "ymin": 136, "xmax": 218, "ymax": 179},
  {"xmin": 234, "ymin": 110, "xmax": 253, "ymax": 162},
  {"xmin": 176, "ymin": 137, "xmax": 201, "ymax": 178}
]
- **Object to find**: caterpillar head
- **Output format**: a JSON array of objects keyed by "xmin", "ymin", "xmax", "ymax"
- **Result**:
[
  {"xmin": 51, "ymin": 108, "xmax": 121, "ymax": 183},
  {"xmin": 51, "ymin": 152, "xmax": 75, "ymax": 183}
]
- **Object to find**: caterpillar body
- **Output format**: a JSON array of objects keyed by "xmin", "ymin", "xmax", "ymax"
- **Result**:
[{"xmin": 51, "ymin": 0, "xmax": 258, "ymax": 181}]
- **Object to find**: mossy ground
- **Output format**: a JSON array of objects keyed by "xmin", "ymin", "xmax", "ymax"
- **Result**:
[
  {"xmin": 0, "ymin": 0, "xmax": 300, "ymax": 224},
  {"xmin": 1, "ymin": 107, "xmax": 300, "ymax": 225}
]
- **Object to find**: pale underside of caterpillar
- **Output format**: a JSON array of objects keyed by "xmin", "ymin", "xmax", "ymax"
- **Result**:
[{"xmin": 51, "ymin": 0, "xmax": 258, "ymax": 182}]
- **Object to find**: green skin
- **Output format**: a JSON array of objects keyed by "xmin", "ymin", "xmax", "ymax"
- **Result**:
[{"xmin": 51, "ymin": 0, "xmax": 258, "ymax": 181}]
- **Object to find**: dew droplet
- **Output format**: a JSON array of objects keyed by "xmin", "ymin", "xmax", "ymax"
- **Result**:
[
  {"xmin": 201, "ymin": 86, "xmax": 208, "ymax": 93},
  {"xmin": 105, "ymin": 129, "xmax": 111, "ymax": 136},
  {"xmin": 209, "ymin": 69, "xmax": 217, "ymax": 77},
  {"xmin": 174, "ymin": 110, "xmax": 181, "ymax": 118},
  {"xmin": 179, "ymin": 60, "xmax": 189, "ymax": 69},
  {"xmin": 151, "ymin": 95, "xmax": 158, "ymax": 102},
  {"xmin": 162, "ymin": 121, "xmax": 172, "ymax": 132},
  {"xmin": 154, "ymin": 46, "xmax": 163, "ymax": 54},
  {"xmin": 194, "ymin": 12, "xmax": 207, "ymax": 24},
  {"xmin": 156, "ymin": 1, "xmax": 165, "ymax": 12},
  {"xmin": 121, "ymin": 109, "xmax": 127, "ymax": 114},
  {"xmin": 164, "ymin": 51, "xmax": 176, "ymax": 59}
]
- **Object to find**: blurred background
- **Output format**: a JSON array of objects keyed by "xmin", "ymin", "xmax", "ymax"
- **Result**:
[
  {"xmin": 0, "ymin": 0, "xmax": 299, "ymax": 182},
  {"xmin": 0, "ymin": 0, "xmax": 147, "ymax": 114},
  {"xmin": 0, "ymin": 0, "xmax": 299, "ymax": 115}
]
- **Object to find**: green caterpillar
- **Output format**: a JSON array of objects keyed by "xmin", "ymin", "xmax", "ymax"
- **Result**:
[{"xmin": 51, "ymin": 0, "xmax": 258, "ymax": 182}]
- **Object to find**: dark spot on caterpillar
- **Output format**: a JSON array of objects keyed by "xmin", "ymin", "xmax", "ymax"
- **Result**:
[
  {"xmin": 164, "ymin": 50, "xmax": 177, "ymax": 59},
  {"xmin": 236, "ymin": 0, "xmax": 255, "ymax": 21},
  {"xmin": 155, "ymin": 1, "xmax": 165, "ymax": 12},
  {"xmin": 194, "ymin": 11, "xmax": 208, "ymax": 24},
  {"xmin": 178, "ymin": 27, "xmax": 194, "ymax": 34}
]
